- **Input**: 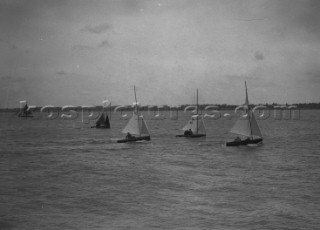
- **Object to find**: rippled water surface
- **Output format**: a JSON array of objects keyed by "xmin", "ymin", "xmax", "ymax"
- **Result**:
[{"xmin": 1, "ymin": 110, "xmax": 320, "ymax": 229}]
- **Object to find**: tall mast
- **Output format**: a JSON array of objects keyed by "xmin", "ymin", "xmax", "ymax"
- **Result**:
[
  {"xmin": 245, "ymin": 81, "xmax": 253, "ymax": 140},
  {"xmin": 196, "ymin": 88, "xmax": 198, "ymax": 135},
  {"xmin": 134, "ymin": 85, "xmax": 141, "ymax": 136},
  {"xmin": 134, "ymin": 85, "xmax": 137, "ymax": 108}
]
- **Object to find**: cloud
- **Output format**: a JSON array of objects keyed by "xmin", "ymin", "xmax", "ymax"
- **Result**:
[
  {"xmin": 288, "ymin": 0, "xmax": 320, "ymax": 36},
  {"xmin": 304, "ymin": 68, "xmax": 320, "ymax": 83},
  {"xmin": 266, "ymin": 0, "xmax": 320, "ymax": 40},
  {"xmin": 72, "ymin": 44, "xmax": 94, "ymax": 51},
  {"xmin": 98, "ymin": 39, "xmax": 111, "ymax": 48},
  {"xmin": 254, "ymin": 51, "xmax": 264, "ymax": 61},
  {"xmin": 56, "ymin": 71, "xmax": 67, "ymax": 75},
  {"xmin": 1, "ymin": 0, "xmax": 320, "ymax": 106},
  {"xmin": 0, "ymin": 75, "xmax": 26, "ymax": 82},
  {"xmin": 80, "ymin": 23, "xmax": 112, "ymax": 34}
]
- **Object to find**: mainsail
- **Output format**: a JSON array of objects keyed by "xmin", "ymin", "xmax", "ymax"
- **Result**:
[
  {"xmin": 229, "ymin": 81, "xmax": 262, "ymax": 139},
  {"xmin": 18, "ymin": 102, "xmax": 32, "ymax": 117},
  {"xmin": 95, "ymin": 112, "xmax": 110, "ymax": 128},
  {"xmin": 105, "ymin": 114, "xmax": 110, "ymax": 127},
  {"xmin": 96, "ymin": 113, "xmax": 105, "ymax": 125},
  {"xmin": 121, "ymin": 112, "xmax": 150, "ymax": 136},
  {"xmin": 230, "ymin": 111, "xmax": 262, "ymax": 138},
  {"xmin": 182, "ymin": 115, "xmax": 206, "ymax": 134},
  {"xmin": 179, "ymin": 88, "xmax": 207, "ymax": 137},
  {"xmin": 116, "ymin": 85, "xmax": 151, "ymax": 143}
]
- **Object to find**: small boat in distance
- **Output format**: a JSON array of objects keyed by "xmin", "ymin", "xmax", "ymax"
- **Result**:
[
  {"xmin": 117, "ymin": 86, "xmax": 151, "ymax": 143},
  {"xmin": 226, "ymin": 81, "xmax": 263, "ymax": 146},
  {"xmin": 91, "ymin": 112, "xmax": 110, "ymax": 129},
  {"xmin": 18, "ymin": 101, "xmax": 33, "ymax": 118},
  {"xmin": 176, "ymin": 88, "xmax": 206, "ymax": 138}
]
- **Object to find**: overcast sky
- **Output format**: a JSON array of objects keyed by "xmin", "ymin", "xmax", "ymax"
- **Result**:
[{"xmin": 1, "ymin": 0, "xmax": 319, "ymax": 108}]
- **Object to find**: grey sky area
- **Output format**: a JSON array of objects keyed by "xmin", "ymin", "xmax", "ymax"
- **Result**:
[{"xmin": 1, "ymin": 0, "xmax": 320, "ymax": 108}]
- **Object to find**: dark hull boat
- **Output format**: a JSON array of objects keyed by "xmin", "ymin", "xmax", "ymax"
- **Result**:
[
  {"xmin": 177, "ymin": 88, "xmax": 206, "ymax": 138},
  {"xmin": 117, "ymin": 136, "xmax": 150, "ymax": 143},
  {"xmin": 176, "ymin": 116, "xmax": 206, "ymax": 138},
  {"xmin": 94, "ymin": 126, "xmax": 110, "ymax": 129},
  {"xmin": 117, "ymin": 86, "xmax": 151, "ymax": 143},
  {"xmin": 226, "ymin": 138, "xmax": 263, "ymax": 146},
  {"xmin": 176, "ymin": 134, "xmax": 206, "ymax": 138},
  {"xmin": 226, "ymin": 81, "xmax": 263, "ymax": 147},
  {"xmin": 91, "ymin": 113, "xmax": 110, "ymax": 129},
  {"xmin": 117, "ymin": 112, "xmax": 150, "ymax": 143},
  {"xmin": 18, "ymin": 103, "xmax": 33, "ymax": 118}
]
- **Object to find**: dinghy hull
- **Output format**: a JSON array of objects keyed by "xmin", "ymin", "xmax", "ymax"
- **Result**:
[
  {"xmin": 18, "ymin": 115, "xmax": 33, "ymax": 118},
  {"xmin": 176, "ymin": 134, "xmax": 206, "ymax": 138},
  {"xmin": 117, "ymin": 136, "xmax": 151, "ymax": 143},
  {"xmin": 226, "ymin": 138, "xmax": 263, "ymax": 146},
  {"xmin": 91, "ymin": 125, "xmax": 110, "ymax": 129}
]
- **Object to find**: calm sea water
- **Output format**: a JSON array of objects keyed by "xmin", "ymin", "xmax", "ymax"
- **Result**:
[{"xmin": 1, "ymin": 110, "xmax": 320, "ymax": 230}]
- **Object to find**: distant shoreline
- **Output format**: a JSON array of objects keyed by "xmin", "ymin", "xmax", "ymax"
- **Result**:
[{"xmin": 1, "ymin": 103, "xmax": 320, "ymax": 112}]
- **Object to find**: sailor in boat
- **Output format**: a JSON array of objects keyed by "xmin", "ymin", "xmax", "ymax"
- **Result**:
[
  {"xmin": 235, "ymin": 136, "xmax": 241, "ymax": 142},
  {"xmin": 184, "ymin": 128, "xmax": 193, "ymax": 136},
  {"xmin": 126, "ymin": 132, "xmax": 135, "ymax": 139}
]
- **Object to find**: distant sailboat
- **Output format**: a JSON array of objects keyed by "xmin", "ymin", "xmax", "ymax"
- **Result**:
[
  {"xmin": 226, "ymin": 81, "xmax": 263, "ymax": 146},
  {"xmin": 117, "ymin": 86, "xmax": 151, "ymax": 143},
  {"xmin": 153, "ymin": 106, "xmax": 165, "ymax": 120},
  {"xmin": 18, "ymin": 101, "xmax": 33, "ymax": 118},
  {"xmin": 176, "ymin": 88, "xmax": 206, "ymax": 138},
  {"xmin": 92, "ymin": 112, "xmax": 110, "ymax": 129}
]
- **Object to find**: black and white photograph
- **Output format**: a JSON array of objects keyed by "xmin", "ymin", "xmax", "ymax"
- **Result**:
[{"xmin": 1, "ymin": 0, "xmax": 320, "ymax": 229}]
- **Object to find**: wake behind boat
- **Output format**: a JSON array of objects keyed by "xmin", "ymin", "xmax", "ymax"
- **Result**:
[
  {"xmin": 116, "ymin": 86, "xmax": 151, "ymax": 143},
  {"xmin": 226, "ymin": 81, "xmax": 263, "ymax": 146},
  {"xmin": 176, "ymin": 88, "xmax": 206, "ymax": 138}
]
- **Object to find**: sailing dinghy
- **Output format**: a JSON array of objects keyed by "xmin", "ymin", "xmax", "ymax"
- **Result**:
[
  {"xmin": 117, "ymin": 86, "xmax": 151, "ymax": 143},
  {"xmin": 91, "ymin": 112, "xmax": 110, "ymax": 129},
  {"xmin": 226, "ymin": 81, "xmax": 263, "ymax": 146},
  {"xmin": 18, "ymin": 102, "xmax": 33, "ymax": 118},
  {"xmin": 176, "ymin": 89, "xmax": 206, "ymax": 138}
]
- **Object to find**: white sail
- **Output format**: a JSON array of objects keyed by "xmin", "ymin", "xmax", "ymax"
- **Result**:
[
  {"xmin": 230, "ymin": 116, "xmax": 251, "ymax": 137},
  {"xmin": 229, "ymin": 81, "xmax": 262, "ymax": 139},
  {"xmin": 121, "ymin": 113, "xmax": 140, "ymax": 135},
  {"xmin": 182, "ymin": 115, "xmax": 206, "ymax": 134},
  {"xmin": 230, "ymin": 111, "xmax": 262, "ymax": 138},
  {"xmin": 182, "ymin": 119, "xmax": 196, "ymax": 132},
  {"xmin": 121, "ymin": 112, "xmax": 150, "ymax": 136},
  {"xmin": 199, "ymin": 117, "xmax": 206, "ymax": 134},
  {"xmin": 180, "ymin": 88, "xmax": 206, "ymax": 135},
  {"xmin": 250, "ymin": 111, "xmax": 262, "ymax": 138},
  {"xmin": 140, "ymin": 117, "xmax": 150, "ymax": 136}
]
